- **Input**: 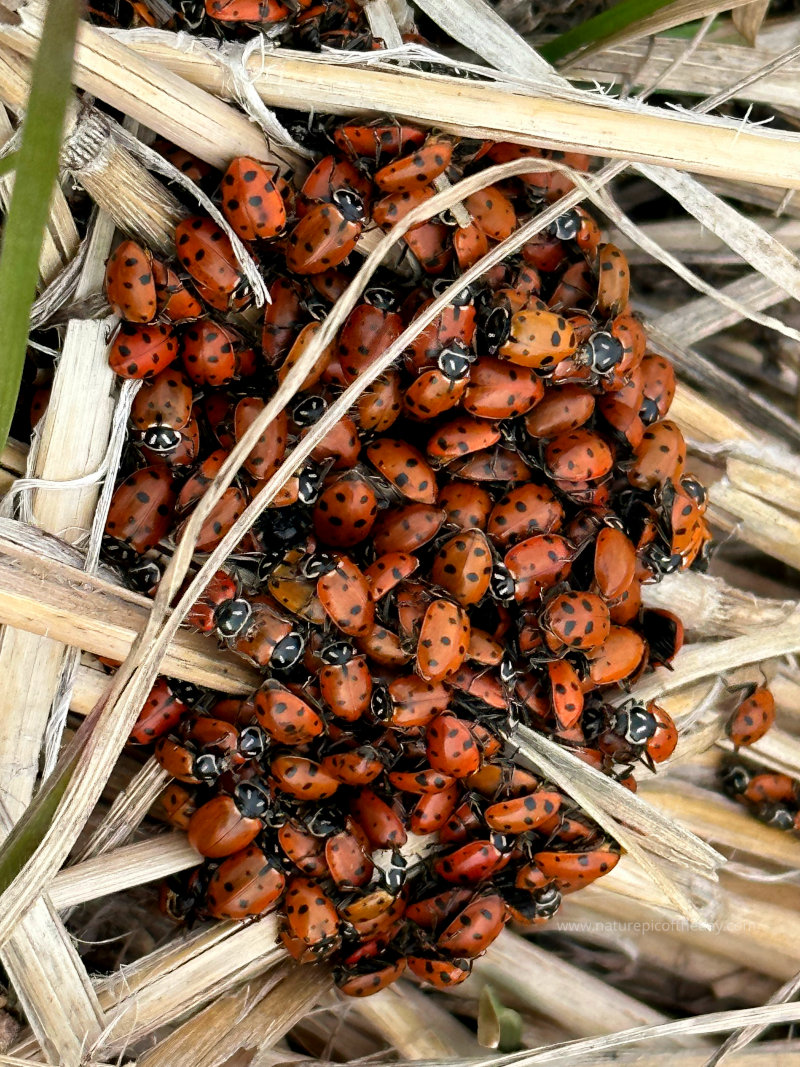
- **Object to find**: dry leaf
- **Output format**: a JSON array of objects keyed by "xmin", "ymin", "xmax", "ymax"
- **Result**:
[{"xmin": 732, "ymin": 0, "xmax": 771, "ymax": 45}]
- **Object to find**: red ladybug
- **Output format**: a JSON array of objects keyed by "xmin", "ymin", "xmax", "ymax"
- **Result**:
[
  {"xmin": 321, "ymin": 746, "xmax": 385, "ymax": 787},
  {"xmin": 336, "ymin": 957, "xmax": 406, "ymax": 998},
  {"xmin": 180, "ymin": 319, "xmax": 241, "ymax": 387},
  {"xmin": 503, "ymin": 533, "xmax": 574, "ymax": 603},
  {"xmin": 254, "ymin": 678, "xmax": 324, "ymax": 744},
  {"xmin": 416, "ymin": 599, "xmax": 470, "ymax": 682},
  {"xmin": 406, "ymin": 955, "xmax": 472, "ymax": 987},
  {"xmin": 105, "ymin": 464, "xmax": 176, "ymax": 555},
  {"xmin": 595, "ymin": 243, "xmax": 630, "ymax": 318},
  {"xmin": 540, "ymin": 592, "xmax": 611, "ymax": 654},
  {"xmin": 727, "ymin": 686, "xmax": 775, "ymax": 747},
  {"xmin": 433, "ymin": 838, "xmax": 511, "ymax": 885},
  {"xmin": 430, "ymin": 530, "xmax": 494, "ymax": 607},
  {"xmin": 333, "ymin": 120, "xmax": 425, "ymax": 160},
  {"xmin": 426, "ymin": 713, "xmax": 482, "ymax": 778},
  {"xmin": 338, "ymin": 294, "xmax": 403, "ymax": 383},
  {"xmin": 283, "ymin": 876, "xmax": 341, "ymax": 956},
  {"xmin": 221, "ymin": 156, "xmax": 286, "ymax": 240},
  {"xmin": 374, "ymin": 134, "xmax": 453, "ymax": 193},
  {"xmin": 365, "ymin": 439, "xmax": 438, "ymax": 504},
  {"xmin": 372, "ymin": 503, "xmax": 446, "ymax": 554},
  {"xmin": 206, "ymin": 844, "xmax": 286, "ymax": 919},
  {"xmin": 152, "ymin": 261, "xmax": 203, "ymax": 323},
  {"xmin": 436, "ymin": 893, "xmax": 507, "ymax": 957},
  {"xmin": 350, "ymin": 788, "xmax": 407, "ymax": 849},
  {"xmin": 129, "ymin": 367, "xmax": 193, "ymax": 453},
  {"xmin": 206, "ymin": 0, "xmax": 290, "ymax": 22},
  {"xmin": 487, "ymin": 483, "xmax": 563, "ymax": 549},
  {"xmin": 437, "ymin": 482, "xmax": 493, "ymax": 532},
  {"xmin": 129, "ymin": 677, "xmax": 188, "ymax": 745},
  {"xmin": 108, "ymin": 322, "xmax": 179, "ymax": 380},
  {"xmin": 325, "ymin": 818, "xmax": 374, "ymax": 888},
  {"xmin": 175, "ymin": 216, "xmax": 250, "ymax": 308},
  {"xmin": 278, "ymin": 820, "xmax": 328, "ymax": 878},
  {"xmin": 285, "ymin": 191, "xmax": 365, "ymax": 274},
  {"xmin": 105, "ymin": 239, "xmax": 157, "ymax": 322},
  {"xmin": 532, "ymin": 847, "xmax": 620, "ymax": 892},
  {"xmin": 318, "ymin": 644, "xmax": 373, "ymax": 722},
  {"xmin": 187, "ymin": 780, "xmax": 270, "ymax": 858}
]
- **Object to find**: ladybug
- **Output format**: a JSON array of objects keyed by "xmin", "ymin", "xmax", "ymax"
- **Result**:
[
  {"xmin": 333, "ymin": 120, "xmax": 425, "ymax": 160},
  {"xmin": 426, "ymin": 415, "xmax": 501, "ymax": 466},
  {"xmin": 404, "ymin": 368, "xmax": 468, "ymax": 421},
  {"xmin": 426, "ymin": 713, "xmax": 482, "ymax": 778},
  {"xmin": 416, "ymin": 599, "xmax": 470, "ymax": 683},
  {"xmin": 540, "ymin": 592, "xmax": 611, "ymax": 653},
  {"xmin": 627, "ymin": 421, "xmax": 686, "ymax": 490},
  {"xmin": 175, "ymin": 216, "xmax": 250, "ymax": 308},
  {"xmin": 105, "ymin": 464, "xmax": 176, "ymax": 555},
  {"xmin": 309, "ymin": 554, "xmax": 374, "ymax": 637},
  {"xmin": 388, "ymin": 768, "xmax": 456, "ymax": 794},
  {"xmin": 338, "ymin": 295, "xmax": 403, "ymax": 383},
  {"xmin": 254, "ymin": 678, "xmax": 324, "ymax": 744},
  {"xmin": 181, "ymin": 485, "xmax": 248, "ymax": 552},
  {"xmin": 487, "ymin": 483, "xmax": 563, "ymax": 549},
  {"xmin": 187, "ymin": 780, "xmax": 271, "ymax": 857},
  {"xmin": 285, "ymin": 190, "xmax": 365, "ymax": 274},
  {"xmin": 430, "ymin": 530, "xmax": 494, "ymax": 607},
  {"xmin": 325, "ymin": 818, "xmax": 375, "ymax": 888},
  {"xmin": 592, "ymin": 527, "xmax": 637, "ymax": 602},
  {"xmin": 433, "ymin": 838, "xmax": 512, "ymax": 885},
  {"xmin": 176, "ymin": 448, "xmax": 229, "ymax": 516},
  {"xmin": 318, "ymin": 644, "xmax": 373, "ymax": 721},
  {"xmin": 234, "ymin": 398, "xmax": 288, "ymax": 480},
  {"xmin": 227, "ymin": 595, "xmax": 305, "ymax": 671},
  {"xmin": 152, "ymin": 261, "xmax": 204, "ymax": 323},
  {"xmin": 462, "ymin": 357, "xmax": 544, "ymax": 420},
  {"xmin": 464, "ymin": 185, "xmax": 516, "ymax": 241},
  {"xmin": 641, "ymin": 608, "xmax": 684, "ymax": 667},
  {"xmin": 503, "ymin": 533, "xmax": 574, "ymax": 603},
  {"xmin": 283, "ymin": 876, "xmax": 341, "ymax": 956},
  {"xmin": 727, "ymin": 686, "xmax": 775, "ymax": 747},
  {"xmin": 365, "ymin": 552, "xmax": 419, "ymax": 601},
  {"xmin": 321, "ymin": 746, "xmax": 385, "ymax": 786},
  {"xmin": 270, "ymin": 755, "xmax": 341, "ymax": 801},
  {"xmin": 386, "ymin": 675, "xmax": 450, "ymax": 729},
  {"xmin": 180, "ymin": 319, "xmax": 240, "ymax": 387},
  {"xmin": 595, "ymin": 243, "xmax": 630, "ymax": 318},
  {"xmin": 350, "ymin": 788, "xmax": 408, "ymax": 849},
  {"xmin": 437, "ymin": 481, "xmax": 493, "ymax": 532},
  {"xmin": 356, "ymin": 370, "xmax": 404, "ymax": 432},
  {"xmin": 365, "ymin": 439, "xmax": 438, "ymax": 504},
  {"xmin": 497, "ymin": 309, "xmax": 577, "ymax": 370},
  {"xmin": 586, "ymin": 626, "xmax": 647, "ymax": 687},
  {"xmin": 262, "ymin": 277, "xmax": 304, "ymax": 365},
  {"xmin": 524, "ymin": 383, "xmax": 595, "ymax": 438},
  {"xmin": 644, "ymin": 701, "xmax": 679, "ymax": 763},
  {"xmin": 278, "ymin": 820, "xmax": 328, "ymax": 878},
  {"xmin": 300, "ymin": 154, "xmax": 373, "ymax": 214},
  {"xmin": 639, "ymin": 353, "xmax": 676, "ymax": 424},
  {"xmin": 105, "ymin": 239, "xmax": 157, "ymax": 322},
  {"xmin": 221, "ymin": 156, "xmax": 286, "ymax": 241},
  {"xmin": 373, "ymin": 134, "xmax": 453, "ymax": 193},
  {"xmin": 129, "ymin": 677, "xmax": 188, "ymax": 745},
  {"xmin": 532, "ymin": 847, "xmax": 620, "ymax": 891},
  {"xmin": 158, "ymin": 783, "xmax": 197, "ymax": 830},
  {"xmin": 372, "ymin": 503, "xmax": 446, "ymax": 554},
  {"xmin": 545, "ymin": 430, "xmax": 614, "ymax": 484},
  {"xmin": 406, "ymin": 955, "xmax": 472, "ymax": 987},
  {"xmin": 454, "ymin": 219, "xmax": 489, "ymax": 270},
  {"xmin": 205, "ymin": 844, "xmax": 286, "ymax": 919},
  {"xmin": 436, "ymin": 893, "xmax": 507, "ymax": 957},
  {"xmin": 336, "ymin": 957, "xmax": 406, "ymax": 998},
  {"xmin": 129, "ymin": 367, "xmax": 193, "ymax": 453},
  {"xmin": 205, "ymin": 0, "xmax": 290, "ymax": 21},
  {"xmin": 108, "ymin": 322, "xmax": 179, "ymax": 380}
]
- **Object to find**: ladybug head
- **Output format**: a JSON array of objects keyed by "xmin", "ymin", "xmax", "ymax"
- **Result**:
[
  {"xmin": 301, "ymin": 552, "xmax": 336, "ymax": 579},
  {"xmin": 489, "ymin": 562, "xmax": 516, "ymax": 604},
  {"xmin": 102, "ymin": 535, "xmax": 139, "ymax": 567},
  {"xmin": 763, "ymin": 804, "xmax": 795, "ymax": 832},
  {"xmin": 681, "ymin": 475, "xmax": 707, "ymax": 509},
  {"xmin": 193, "ymin": 751, "xmax": 222, "ymax": 784},
  {"xmin": 127, "ymin": 557, "xmax": 163, "ymax": 594},
  {"xmin": 364, "ymin": 285, "xmax": 398, "ymax": 312},
  {"xmin": 292, "ymin": 394, "xmax": 328, "ymax": 427},
  {"xmin": 550, "ymin": 209, "xmax": 581, "ymax": 242},
  {"xmin": 582, "ymin": 331, "xmax": 623, "ymax": 375},
  {"xmin": 142, "ymin": 425, "xmax": 182, "ymax": 453},
  {"xmin": 721, "ymin": 764, "xmax": 750, "ymax": 797},
  {"xmin": 437, "ymin": 339, "xmax": 473, "ymax": 383},
  {"xmin": 639, "ymin": 396, "xmax": 660, "ymax": 425},
  {"xmin": 298, "ymin": 465, "xmax": 325, "ymax": 506},
  {"xmin": 257, "ymin": 549, "xmax": 285, "ymax": 584},
  {"xmin": 479, "ymin": 304, "xmax": 511, "ymax": 353},
  {"xmin": 642, "ymin": 543, "xmax": 682, "ymax": 577},
  {"xmin": 615, "ymin": 704, "xmax": 656, "ymax": 746},
  {"xmin": 303, "ymin": 292, "xmax": 329, "ymax": 322},
  {"xmin": 320, "ymin": 640, "xmax": 355, "ymax": 665},
  {"xmin": 214, "ymin": 598, "xmax": 252, "ymax": 639},
  {"xmin": 234, "ymin": 778, "xmax": 271, "ymax": 819},
  {"xmin": 499, "ymin": 653, "xmax": 517, "ymax": 686},
  {"xmin": 270, "ymin": 630, "xmax": 305, "ymax": 671},
  {"xmin": 238, "ymin": 725, "xmax": 268, "ymax": 761},
  {"xmin": 374, "ymin": 849, "xmax": 408, "ymax": 894},
  {"xmin": 369, "ymin": 685, "xmax": 393, "ymax": 723},
  {"xmin": 431, "ymin": 277, "xmax": 473, "ymax": 307},
  {"xmin": 581, "ymin": 702, "xmax": 606, "ymax": 741},
  {"xmin": 168, "ymin": 678, "xmax": 203, "ymax": 705},
  {"xmin": 332, "ymin": 187, "xmax": 365, "ymax": 222},
  {"xmin": 532, "ymin": 884, "xmax": 562, "ymax": 919}
]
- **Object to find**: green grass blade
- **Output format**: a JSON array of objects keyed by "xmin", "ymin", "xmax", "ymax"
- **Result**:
[
  {"xmin": 541, "ymin": 0, "xmax": 675, "ymax": 62},
  {"xmin": 0, "ymin": 151, "xmax": 17, "ymax": 179},
  {"xmin": 0, "ymin": 0, "xmax": 80, "ymax": 454}
]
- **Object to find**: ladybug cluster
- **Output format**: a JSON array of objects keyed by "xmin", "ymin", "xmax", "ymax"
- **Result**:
[{"xmin": 95, "ymin": 121, "xmax": 711, "ymax": 997}]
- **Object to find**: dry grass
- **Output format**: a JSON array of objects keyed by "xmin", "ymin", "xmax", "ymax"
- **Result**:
[{"xmin": 0, "ymin": 0, "xmax": 799, "ymax": 1064}]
